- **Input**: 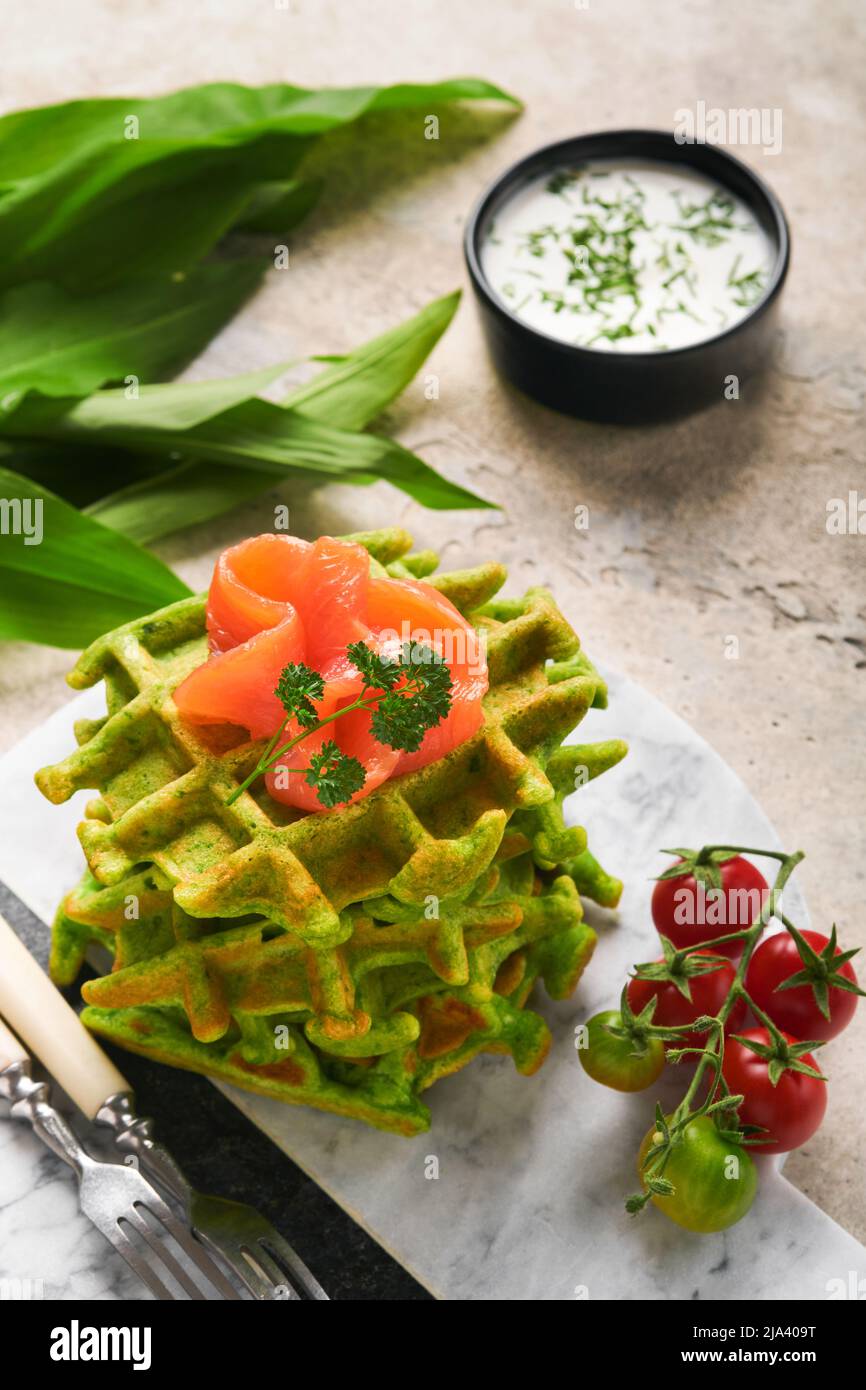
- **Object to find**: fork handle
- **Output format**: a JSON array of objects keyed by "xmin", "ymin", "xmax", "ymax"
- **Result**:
[
  {"xmin": 0, "ymin": 1046, "xmax": 90, "ymax": 1179},
  {"xmin": 98, "ymin": 1091, "xmax": 192, "ymax": 1205},
  {"xmin": 0, "ymin": 913, "xmax": 129, "ymax": 1119},
  {"xmin": 0, "ymin": 1016, "xmax": 27, "ymax": 1067}
]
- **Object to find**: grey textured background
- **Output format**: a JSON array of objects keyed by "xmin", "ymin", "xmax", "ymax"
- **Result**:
[{"xmin": 1, "ymin": 0, "xmax": 864, "ymax": 1244}]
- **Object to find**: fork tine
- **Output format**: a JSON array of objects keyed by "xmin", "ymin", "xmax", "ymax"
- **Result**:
[
  {"xmin": 122, "ymin": 1204, "xmax": 208, "ymax": 1301},
  {"xmin": 142, "ymin": 1198, "xmax": 244, "ymax": 1300},
  {"xmin": 111, "ymin": 1226, "xmax": 175, "ymax": 1302},
  {"xmin": 126, "ymin": 1196, "xmax": 243, "ymax": 1301},
  {"xmin": 242, "ymin": 1242, "xmax": 303, "ymax": 1301},
  {"xmin": 141, "ymin": 1195, "xmax": 247, "ymax": 1301},
  {"xmin": 258, "ymin": 1235, "xmax": 329, "ymax": 1301},
  {"xmin": 192, "ymin": 1234, "xmax": 282, "ymax": 1302}
]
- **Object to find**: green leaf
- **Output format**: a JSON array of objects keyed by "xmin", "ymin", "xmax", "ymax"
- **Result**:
[
  {"xmin": 1, "ymin": 171, "xmax": 256, "ymax": 295},
  {"xmin": 304, "ymin": 740, "xmax": 367, "ymax": 809},
  {"xmin": 81, "ymin": 294, "xmax": 489, "ymax": 541},
  {"xmin": 0, "ymin": 262, "xmax": 264, "ymax": 401},
  {"xmin": 282, "ymin": 289, "xmax": 461, "ymax": 430},
  {"xmin": 0, "ymin": 439, "xmax": 162, "ymax": 507},
  {"xmin": 4, "ymin": 360, "xmax": 292, "ymax": 435},
  {"xmin": 85, "ymin": 458, "xmax": 273, "ymax": 544},
  {"xmin": 0, "ymin": 79, "xmax": 519, "ymax": 290},
  {"xmin": 369, "ymin": 642, "xmax": 453, "ymax": 752},
  {"xmin": 18, "ymin": 390, "xmax": 489, "ymax": 512},
  {"xmin": 0, "ymin": 79, "xmax": 519, "ymax": 180},
  {"xmin": 0, "ymin": 467, "xmax": 190, "ymax": 647},
  {"xmin": 275, "ymin": 662, "xmax": 325, "ymax": 726},
  {"xmin": 345, "ymin": 640, "xmax": 403, "ymax": 691},
  {"xmin": 234, "ymin": 179, "xmax": 324, "ymax": 234}
]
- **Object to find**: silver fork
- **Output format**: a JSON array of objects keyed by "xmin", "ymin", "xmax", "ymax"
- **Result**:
[
  {"xmin": 0, "ymin": 1019, "xmax": 240, "ymax": 1301},
  {"xmin": 98, "ymin": 1092, "xmax": 328, "ymax": 1301},
  {"xmin": 0, "ymin": 908, "xmax": 327, "ymax": 1301}
]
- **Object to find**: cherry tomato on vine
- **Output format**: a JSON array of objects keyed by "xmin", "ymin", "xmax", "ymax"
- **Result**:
[
  {"xmin": 721, "ymin": 1028, "xmax": 827, "ymax": 1154},
  {"xmin": 746, "ymin": 929, "xmax": 862, "ymax": 1042},
  {"xmin": 637, "ymin": 1115, "xmax": 757, "ymax": 1233},
  {"xmin": 627, "ymin": 952, "xmax": 746, "ymax": 1052},
  {"xmin": 579, "ymin": 1010, "xmax": 666, "ymax": 1092},
  {"xmin": 652, "ymin": 854, "xmax": 769, "ymax": 959}
]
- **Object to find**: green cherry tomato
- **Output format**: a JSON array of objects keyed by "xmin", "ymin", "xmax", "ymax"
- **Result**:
[
  {"xmin": 638, "ymin": 1115, "xmax": 757, "ymax": 1233},
  {"xmin": 579, "ymin": 1010, "xmax": 665, "ymax": 1092}
]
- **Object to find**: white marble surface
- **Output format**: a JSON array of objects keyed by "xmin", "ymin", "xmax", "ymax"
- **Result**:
[{"xmin": 0, "ymin": 672, "xmax": 864, "ymax": 1300}]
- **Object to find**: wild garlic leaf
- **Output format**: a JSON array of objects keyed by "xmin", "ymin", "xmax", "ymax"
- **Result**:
[
  {"xmin": 55, "ymin": 395, "xmax": 490, "ymax": 509},
  {"xmin": 2, "ymin": 361, "xmax": 292, "ymax": 437},
  {"xmin": 233, "ymin": 179, "xmax": 325, "ymax": 235},
  {"xmin": 0, "ymin": 262, "xmax": 264, "ymax": 400},
  {"xmin": 0, "ymin": 439, "xmax": 162, "ymax": 508},
  {"xmin": 84, "ymin": 459, "xmax": 271, "ymax": 545},
  {"xmin": 78, "ymin": 294, "xmax": 491, "ymax": 542},
  {"xmin": 282, "ymin": 289, "xmax": 461, "ymax": 430},
  {"xmin": 0, "ymin": 467, "xmax": 190, "ymax": 647},
  {"xmin": 0, "ymin": 79, "xmax": 519, "ymax": 290}
]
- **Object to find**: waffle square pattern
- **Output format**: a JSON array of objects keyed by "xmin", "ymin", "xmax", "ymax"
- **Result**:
[{"xmin": 37, "ymin": 529, "xmax": 626, "ymax": 1134}]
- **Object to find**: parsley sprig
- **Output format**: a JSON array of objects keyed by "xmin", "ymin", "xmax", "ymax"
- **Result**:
[{"xmin": 225, "ymin": 640, "xmax": 453, "ymax": 809}]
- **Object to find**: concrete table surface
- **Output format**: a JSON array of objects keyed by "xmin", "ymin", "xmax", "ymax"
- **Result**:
[{"xmin": 1, "ymin": 0, "xmax": 864, "ymax": 1251}]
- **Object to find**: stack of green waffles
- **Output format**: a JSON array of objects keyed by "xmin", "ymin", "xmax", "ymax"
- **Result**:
[{"xmin": 36, "ymin": 528, "xmax": 625, "ymax": 1135}]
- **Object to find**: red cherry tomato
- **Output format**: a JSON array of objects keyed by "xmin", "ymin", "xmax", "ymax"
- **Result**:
[
  {"xmin": 746, "ymin": 930, "xmax": 859, "ymax": 1042},
  {"xmin": 721, "ymin": 1028, "xmax": 827, "ymax": 1154},
  {"xmin": 652, "ymin": 855, "xmax": 769, "ymax": 959},
  {"xmin": 627, "ymin": 952, "xmax": 746, "ymax": 1052}
]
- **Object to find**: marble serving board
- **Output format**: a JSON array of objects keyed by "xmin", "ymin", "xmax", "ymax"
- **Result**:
[{"xmin": 1, "ymin": 671, "xmax": 864, "ymax": 1301}]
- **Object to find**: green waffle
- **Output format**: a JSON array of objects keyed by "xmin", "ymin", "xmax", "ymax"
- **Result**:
[{"xmin": 37, "ymin": 528, "xmax": 626, "ymax": 1133}]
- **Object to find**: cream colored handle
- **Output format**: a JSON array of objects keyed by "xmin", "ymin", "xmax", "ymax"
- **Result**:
[
  {"xmin": 0, "ymin": 913, "xmax": 129, "ymax": 1119},
  {"xmin": 0, "ymin": 1015, "xmax": 28, "ymax": 1069}
]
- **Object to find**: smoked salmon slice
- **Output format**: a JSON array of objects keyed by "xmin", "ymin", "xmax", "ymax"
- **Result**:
[
  {"xmin": 365, "ymin": 574, "xmax": 487, "ymax": 775},
  {"xmin": 174, "ymin": 534, "xmax": 488, "ymax": 811}
]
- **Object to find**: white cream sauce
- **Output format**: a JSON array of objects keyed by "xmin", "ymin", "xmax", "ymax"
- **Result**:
[{"xmin": 481, "ymin": 160, "xmax": 775, "ymax": 352}]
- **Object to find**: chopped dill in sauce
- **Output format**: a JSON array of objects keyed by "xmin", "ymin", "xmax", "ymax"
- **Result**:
[{"xmin": 481, "ymin": 161, "xmax": 774, "ymax": 352}]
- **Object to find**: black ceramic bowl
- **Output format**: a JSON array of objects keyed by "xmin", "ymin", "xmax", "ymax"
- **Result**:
[{"xmin": 464, "ymin": 130, "xmax": 790, "ymax": 424}]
